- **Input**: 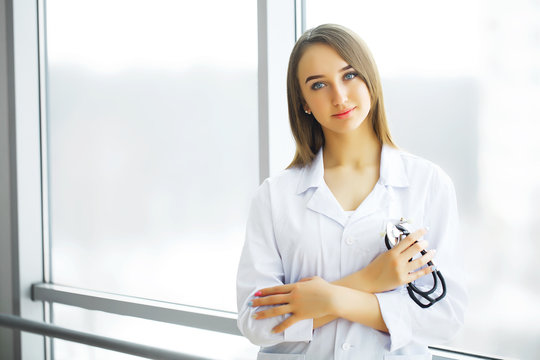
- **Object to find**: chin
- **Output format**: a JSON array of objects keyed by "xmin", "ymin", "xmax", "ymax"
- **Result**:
[
  {"xmin": 338, "ymin": 120, "xmax": 366, "ymax": 132},
  {"xmin": 320, "ymin": 116, "xmax": 368, "ymax": 135}
]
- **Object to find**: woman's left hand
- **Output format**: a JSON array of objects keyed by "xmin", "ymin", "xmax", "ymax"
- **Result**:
[{"xmin": 251, "ymin": 276, "xmax": 336, "ymax": 333}]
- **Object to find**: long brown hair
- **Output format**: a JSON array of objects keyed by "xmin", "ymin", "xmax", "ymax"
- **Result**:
[{"xmin": 286, "ymin": 24, "xmax": 396, "ymax": 168}]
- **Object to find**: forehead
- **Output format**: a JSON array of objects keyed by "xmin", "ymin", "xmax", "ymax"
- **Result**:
[{"xmin": 297, "ymin": 43, "xmax": 349, "ymax": 81}]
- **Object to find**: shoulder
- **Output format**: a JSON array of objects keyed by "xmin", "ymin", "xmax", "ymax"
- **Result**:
[
  {"xmin": 396, "ymin": 149, "xmax": 456, "ymax": 206},
  {"xmin": 399, "ymin": 149, "xmax": 454, "ymax": 189},
  {"xmin": 250, "ymin": 167, "xmax": 304, "ymax": 202},
  {"xmin": 266, "ymin": 166, "xmax": 304, "ymax": 189}
]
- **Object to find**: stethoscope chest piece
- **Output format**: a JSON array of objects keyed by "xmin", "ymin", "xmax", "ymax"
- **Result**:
[{"xmin": 385, "ymin": 221, "xmax": 412, "ymax": 249}]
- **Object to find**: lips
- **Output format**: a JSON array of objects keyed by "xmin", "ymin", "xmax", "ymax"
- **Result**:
[{"xmin": 332, "ymin": 106, "xmax": 356, "ymax": 119}]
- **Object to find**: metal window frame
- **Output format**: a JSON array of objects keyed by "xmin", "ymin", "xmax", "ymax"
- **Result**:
[
  {"xmin": 1, "ymin": 313, "xmax": 501, "ymax": 360},
  {"xmin": 3, "ymin": 0, "xmax": 48, "ymax": 357},
  {"xmin": 0, "ymin": 0, "xmax": 16, "ymax": 356},
  {"xmin": 259, "ymin": 0, "xmax": 298, "ymax": 180},
  {"xmin": 0, "ymin": 314, "xmax": 210, "ymax": 360},
  {"xmin": 32, "ymin": 283, "xmax": 241, "ymax": 336},
  {"xmin": 295, "ymin": 0, "xmax": 306, "ymax": 40}
]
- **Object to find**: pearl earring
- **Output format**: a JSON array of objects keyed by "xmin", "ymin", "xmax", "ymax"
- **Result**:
[{"xmin": 304, "ymin": 110, "xmax": 311, "ymax": 114}]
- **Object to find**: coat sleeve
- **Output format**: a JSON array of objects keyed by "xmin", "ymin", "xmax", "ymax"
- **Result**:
[
  {"xmin": 236, "ymin": 179, "xmax": 313, "ymax": 347},
  {"xmin": 375, "ymin": 167, "xmax": 468, "ymax": 352}
]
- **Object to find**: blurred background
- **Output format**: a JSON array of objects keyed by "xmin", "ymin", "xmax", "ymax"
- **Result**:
[{"xmin": 38, "ymin": 0, "xmax": 540, "ymax": 359}]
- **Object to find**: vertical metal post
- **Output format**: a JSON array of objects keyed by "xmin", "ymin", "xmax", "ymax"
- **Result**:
[
  {"xmin": 295, "ymin": 0, "xmax": 306, "ymax": 40},
  {"xmin": 257, "ymin": 0, "xmax": 270, "ymax": 184},
  {"xmin": 0, "ymin": 0, "xmax": 17, "ymax": 357},
  {"xmin": 36, "ymin": 0, "xmax": 53, "ymax": 356},
  {"xmin": 258, "ymin": 0, "xmax": 298, "ymax": 181},
  {"xmin": 10, "ymin": 0, "xmax": 47, "ymax": 357}
]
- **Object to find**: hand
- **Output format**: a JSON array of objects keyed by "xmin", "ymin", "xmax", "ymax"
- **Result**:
[
  {"xmin": 361, "ymin": 228, "xmax": 436, "ymax": 293},
  {"xmin": 251, "ymin": 276, "xmax": 336, "ymax": 333}
]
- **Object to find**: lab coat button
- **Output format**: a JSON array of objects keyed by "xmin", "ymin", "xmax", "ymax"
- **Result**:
[
  {"xmin": 345, "ymin": 237, "xmax": 354, "ymax": 245},
  {"xmin": 342, "ymin": 342, "xmax": 351, "ymax": 350}
]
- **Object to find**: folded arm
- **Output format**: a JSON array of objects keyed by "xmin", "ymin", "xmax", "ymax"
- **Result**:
[
  {"xmin": 317, "ymin": 171, "xmax": 466, "ymax": 351},
  {"xmin": 253, "ymin": 228, "xmax": 433, "ymax": 333},
  {"xmin": 252, "ymin": 171, "xmax": 467, "ymax": 351},
  {"xmin": 237, "ymin": 180, "xmax": 314, "ymax": 346}
]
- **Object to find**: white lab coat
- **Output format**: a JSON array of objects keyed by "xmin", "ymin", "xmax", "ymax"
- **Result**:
[{"xmin": 237, "ymin": 144, "xmax": 467, "ymax": 360}]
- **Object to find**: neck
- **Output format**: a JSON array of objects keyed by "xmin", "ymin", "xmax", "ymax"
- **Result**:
[{"xmin": 322, "ymin": 120, "xmax": 382, "ymax": 170}]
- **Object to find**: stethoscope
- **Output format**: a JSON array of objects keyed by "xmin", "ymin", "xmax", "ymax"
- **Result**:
[{"xmin": 384, "ymin": 219, "xmax": 447, "ymax": 308}]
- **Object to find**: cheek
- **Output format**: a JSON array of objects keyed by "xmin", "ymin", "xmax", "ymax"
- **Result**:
[
  {"xmin": 356, "ymin": 86, "xmax": 372, "ymax": 120},
  {"xmin": 305, "ymin": 93, "xmax": 325, "ymax": 111},
  {"xmin": 359, "ymin": 83, "xmax": 371, "ymax": 105},
  {"xmin": 364, "ymin": 93, "xmax": 372, "ymax": 110}
]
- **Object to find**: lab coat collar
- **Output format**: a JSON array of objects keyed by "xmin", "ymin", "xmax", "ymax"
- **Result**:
[
  {"xmin": 296, "ymin": 149, "xmax": 325, "ymax": 195},
  {"xmin": 296, "ymin": 143, "xmax": 409, "ymax": 195},
  {"xmin": 379, "ymin": 144, "xmax": 409, "ymax": 188}
]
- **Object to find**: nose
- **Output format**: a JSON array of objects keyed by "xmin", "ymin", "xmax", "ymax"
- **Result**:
[{"xmin": 332, "ymin": 83, "xmax": 348, "ymax": 106}]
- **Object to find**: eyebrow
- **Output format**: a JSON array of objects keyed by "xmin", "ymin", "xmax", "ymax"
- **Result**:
[{"xmin": 304, "ymin": 65, "xmax": 353, "ymax": 84}]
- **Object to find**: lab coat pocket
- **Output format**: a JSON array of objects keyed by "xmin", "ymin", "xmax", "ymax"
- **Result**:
[
  {"xmin": 257, "ymin": 352, "xmax": 306, "ymax": 360},
  {"xmin": 383, "ymin": 354, "xmax": 431, "ymax": 360}
]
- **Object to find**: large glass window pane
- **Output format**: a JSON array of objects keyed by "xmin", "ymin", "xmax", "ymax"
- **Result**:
[
  {"xmin": 306, "ymin": 1, "xmax": 540, "ymax": 359},
  {"xmin": 46, "ymin": 0, "xmax": 258, "ymax": 312},
  {"xmin": 52, "ymin": 304, "xmax": 258, "ymax": 360}
]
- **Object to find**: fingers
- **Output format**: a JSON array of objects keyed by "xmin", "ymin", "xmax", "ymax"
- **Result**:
[
  {"xmin": 255, "ymin": 284, "xmax": 295, "ymax": 297},
  {"xmin": 271, "ymin": 315, "xmax": 300, "ymax": 334},
  {"xmin": 250, "ymin": 294, "xmax": 289, "ymax": 307},
  {"xmin": 253, "ymin": 304, "xmax": 292, "ymax": 320},
  {"xmin": 406, "ymin": 249, "xmax": 436, "ymax": 273},
  {"xmin": 407, "ymin": 263, "xmax": 435, "ymax": 283},
  {"xmin": 393, "ymin": 228, "xmax": 427, "ymax": 253},
  {"xmin": 401, "ymin": 239, "xmax": 429, "ymax": 261},
  {"xmin": 255, "ymin": 278, "xmax": 314, "ymax": 297}
]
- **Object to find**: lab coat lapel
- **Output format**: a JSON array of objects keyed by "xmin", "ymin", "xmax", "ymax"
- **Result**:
[
  {"xmin": 297, "ymin": 145, "xmax": 408, "ymax": 227},
  {"xmin": 348, "ymin": 182, "xmax": 391, "ymax": 223},
  {"xmin": 306, "ymin": 185, "xmax": 348, "ymax": 227},
  {"xmin": 347, "ymin": 144, "xmax": 408, "ymax": 223},
  {"xmin": 297, "ymin": 149, "xmax": 348, "ymax": 227},
  {"xmin": 366, "ymin": 144, "xmax": 410, "ymax": 223}
]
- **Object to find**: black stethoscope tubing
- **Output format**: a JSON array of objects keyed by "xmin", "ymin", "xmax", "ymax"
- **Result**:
[{"xmin": 385, "ymin": 222, "xmax": 447, "ymax": 308}]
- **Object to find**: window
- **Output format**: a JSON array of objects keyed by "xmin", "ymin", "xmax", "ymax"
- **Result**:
[
  {"xmin": 46, "ymin": 0, "xmax": 257, "ymax": 313},
  {"xmin": 52, "ymin": 303, "xmax": 256, "ymax": 360},
  {"xmin": 43, "ymin": 0, "xmax": 262, "ymax": 358},
  {"xmin": 34, "ymin": 0, "xmax": 297, "ymax": 358}
]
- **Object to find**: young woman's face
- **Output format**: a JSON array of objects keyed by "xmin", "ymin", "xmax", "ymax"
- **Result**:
[{"xmin": 297, "ymin": 43, "xmax": 371, "ymax": 135}]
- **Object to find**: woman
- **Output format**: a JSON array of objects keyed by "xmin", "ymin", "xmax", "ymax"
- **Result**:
[{"xmin": 237, "ymin": 24, "xmax": 467, "ymax": 359}]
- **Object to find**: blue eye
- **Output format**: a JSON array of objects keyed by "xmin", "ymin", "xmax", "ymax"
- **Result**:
[
  {"xmin": 344, "ymin": 72, "xmax": 358, "ymax": 80},
  {"xmin": 311, "ymin": 82, "xmax": 325, "ymax": 90}
]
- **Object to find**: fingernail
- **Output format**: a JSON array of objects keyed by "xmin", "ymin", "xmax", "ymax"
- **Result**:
[
  {"xmin": 271, "ymin": 328, "xmax": 277, "ymax": 333},
  {"xmin": 247, "ymin": 301, "xmax": 253, "ymax": 307},
  {"xmin": 254, "ymin": 291, "xmax": 262, "ymax": 296},
  {"xmin": 252, "ymin": 314, "xmax": 258, "ymax": 319}
]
